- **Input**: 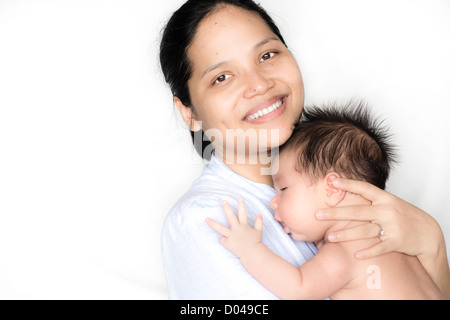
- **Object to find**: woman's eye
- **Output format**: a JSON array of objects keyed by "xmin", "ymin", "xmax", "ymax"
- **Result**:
[
  {"xmin": 260, "ymin": 52, "xmax": 276, "ymax": 62},
  {"xmin": 213, "ymin": 74, "xmax": 231, "ymax": 85},
  {"xmin": 280, "ymin": 187, "xmax": 287, "ymax": 192}
]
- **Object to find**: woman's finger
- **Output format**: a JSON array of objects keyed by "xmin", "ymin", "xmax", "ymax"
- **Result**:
[
  {"xmin": 237, "ymin": 199, "xmax": 248, "ymax": 225},
  {"xmin": 205, "ymin": 218, "xmax": 231, "ymax": 237},
  {"xmin": 222, "ymin": 200, "xmax": 238, "ymax": 227},
  {"xmin": 316, "ymin": 205, "xmax": 379, "ymax": 222},
  {"xmin": 332, "ymin": 178, "xmax": 385, "ymax": 202},
  {"xmin": 327, "ymin": 223, "xmax": 381, "ymax": 242},
  {"xmin": 355, "ymin": 242, "xmax": 391, "ymax": 260}
]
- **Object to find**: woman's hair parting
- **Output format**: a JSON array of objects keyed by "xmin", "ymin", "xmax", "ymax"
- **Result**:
[
  {"xmin": 159, "ymin": 0, "xmax": 286, "ymax": 160},
  {"xmin": 280, "ymin": 101, "xmax": 397, "ymax": 190}
]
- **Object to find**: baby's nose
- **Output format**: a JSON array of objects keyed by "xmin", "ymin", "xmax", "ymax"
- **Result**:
[{"xmin": 269, "ymin": 195, "xmax": 278, "ymax": 210}]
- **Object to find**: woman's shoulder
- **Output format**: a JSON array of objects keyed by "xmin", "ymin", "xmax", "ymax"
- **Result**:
[
  {"xmin": 161, "ymin": 185, "xmax": 239, "ymax": 253},
  {"xmin": 163, "ymin": 154, "xmax": 275, "ymax": 231},
  {"xmin": 164, "ymin": 186, "xmax": 234, "ymax": 226}
]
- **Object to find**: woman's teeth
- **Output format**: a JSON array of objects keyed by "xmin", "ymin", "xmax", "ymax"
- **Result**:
[{"xmin": 245, "ymin": 99, "xmax": 283, "ymax": 121}]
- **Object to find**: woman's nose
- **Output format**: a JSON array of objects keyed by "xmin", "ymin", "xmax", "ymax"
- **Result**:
[{"xmin": 243, "ymin": 69, "xmax": 275, "ymax": 99}]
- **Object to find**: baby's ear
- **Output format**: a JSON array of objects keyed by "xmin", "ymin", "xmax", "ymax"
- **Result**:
[{"xmin": 323, "ymin": 172, "xmax": 346, "ymax": 207}]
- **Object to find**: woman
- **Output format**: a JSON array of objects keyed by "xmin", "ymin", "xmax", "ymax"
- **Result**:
[{"xmin": 159, "ymin": 0, "xmax": 449, "ymax": 299}]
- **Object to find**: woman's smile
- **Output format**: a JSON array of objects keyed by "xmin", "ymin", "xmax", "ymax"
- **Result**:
[{"xmin": 243, "ymin": 96, "xmax": 287, "ymax": 123}]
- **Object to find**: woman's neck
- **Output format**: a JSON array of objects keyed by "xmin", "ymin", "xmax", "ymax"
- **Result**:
[{"xmin": 215, "ymin": 151, "xmax": 275, "ymax": 187}]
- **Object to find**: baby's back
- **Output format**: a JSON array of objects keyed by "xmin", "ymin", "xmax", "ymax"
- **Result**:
[{"xmin": 332, "ymin": 246, "xmax": 443, "ymax": 300}]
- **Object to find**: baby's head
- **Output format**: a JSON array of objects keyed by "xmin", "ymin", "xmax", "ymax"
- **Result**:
[{"xmin": 270, "ymin": 101, "xmax": 396, "ymax": 241}]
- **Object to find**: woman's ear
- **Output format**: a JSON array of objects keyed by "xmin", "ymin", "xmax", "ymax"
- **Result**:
[
  {"xmin": 323, "ymin": 172, "xmax": 346, "ymax": 207},
  {"xmin": 174, "ymin": 96, "xmax": 202, "ymax": 132}
]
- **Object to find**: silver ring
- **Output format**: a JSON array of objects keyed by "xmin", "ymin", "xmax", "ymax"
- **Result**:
[{"xmin": 375, "ymin": 223, "xmax": 384, "ymax": 238}]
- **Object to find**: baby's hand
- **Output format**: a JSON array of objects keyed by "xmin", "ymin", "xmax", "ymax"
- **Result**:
[{"xmin": 206, "ymin": 199, "xmax": 263, "ymax": 259}]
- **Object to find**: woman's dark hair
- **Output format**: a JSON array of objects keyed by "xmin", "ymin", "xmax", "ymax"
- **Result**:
[
  {"xmin": 159, "ymin": 0, "xmax": 287, "ymax": 160},
  {"xmin": 280, "ymin": 101, "xmax": 397, "ymax": 190}
]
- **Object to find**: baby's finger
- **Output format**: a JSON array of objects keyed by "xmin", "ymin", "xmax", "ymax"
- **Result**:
[
  {"xmin": 254, "ymin": 214, "xmax": 263, "ymax": 232},
  {"xmin": 205, "ymin": 218, "xmax": 231, "ymax": 237},
  {"xmin": 222, "ymin": 200, "xmax": 238, "ymax": 227},
  {"xmin": 237, "ymin": 199, "xmax": 248, "ymax": 225}
]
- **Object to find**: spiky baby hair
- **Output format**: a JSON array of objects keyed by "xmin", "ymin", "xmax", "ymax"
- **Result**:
[{"xmin": 280, "ymin": 101, "xmax": 397, "ymax": 190}]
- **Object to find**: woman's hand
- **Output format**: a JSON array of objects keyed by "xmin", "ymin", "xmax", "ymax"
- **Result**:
[
  {"xmin": 206, "ymin": 199, "xmax": 264, "ymax": 259},
  {"xmin": 316, "ymin": 178, "xmax": 442, "ymax": 258},
  {"xmin": 316, "ymin": 177, "xmax": 450, "ymax": 297}
]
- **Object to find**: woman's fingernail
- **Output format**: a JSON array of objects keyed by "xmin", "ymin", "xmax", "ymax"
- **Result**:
[
  {"xmin": 331, "ymin": 178, "xmax": 342, "ymax": 188},
  {"xmin": 316, "ymin": 211, "xmax": 327, "ymax": 219},
  {"xmin": 328, "ymin": 233, "xmax": 337, "ymax": 241},
  {"xmin": 355, "ymin": 252, "xmax": 365, "ymax": 259}
]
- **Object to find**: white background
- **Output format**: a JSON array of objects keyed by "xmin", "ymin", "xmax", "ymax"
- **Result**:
[{"xmin": 0, "ymin": 0, "xmax": 449, "ymax": 299}]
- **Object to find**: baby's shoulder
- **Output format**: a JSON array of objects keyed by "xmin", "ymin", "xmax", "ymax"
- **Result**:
[{"xmin": 319, "ymin": 242, "xmax": 355, "ymax": 261}]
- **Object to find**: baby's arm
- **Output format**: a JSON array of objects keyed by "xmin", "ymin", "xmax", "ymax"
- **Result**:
[{"xmin": 206, "ymin": 199, "xmax": 354, "ymax": 300}]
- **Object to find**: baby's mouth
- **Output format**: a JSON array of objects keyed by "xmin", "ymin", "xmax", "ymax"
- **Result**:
[{"xmin": 278, "ymin": 221, "xmax": 290, "ymax": 234}]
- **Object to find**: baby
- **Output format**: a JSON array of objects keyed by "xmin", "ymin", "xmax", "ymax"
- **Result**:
[{"xmin": 206, "ymin": 102, "xmax": 443, "ymax": 300}]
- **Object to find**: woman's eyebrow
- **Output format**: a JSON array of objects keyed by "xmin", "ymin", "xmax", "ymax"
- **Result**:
[
  {"xmin": 253, "ymin": 36, "xmax": 280, "ymax": 51},
  {"xmin": 201, "ymin": 61, "xmax": 229, "ymax": 80},
  {"xmin": 200, "ymin": 37, "xmax": 281, "ymax": 80}
]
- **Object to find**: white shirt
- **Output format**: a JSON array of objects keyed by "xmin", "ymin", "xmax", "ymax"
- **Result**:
[{"xmin": 161, "ymin": 154, "xmax": 317, "ymax": 299}]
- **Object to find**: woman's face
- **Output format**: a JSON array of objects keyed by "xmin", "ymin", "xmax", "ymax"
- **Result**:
[{"xmin": 184, "ymin": 5, "xmax": 304, "ymax": 156}]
